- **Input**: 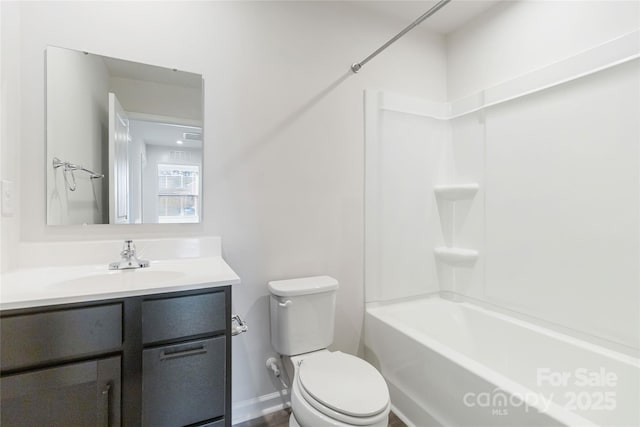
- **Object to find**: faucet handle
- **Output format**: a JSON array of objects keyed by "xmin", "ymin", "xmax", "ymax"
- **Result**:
[
  {"xmin": 110, "ymin": 239, "xmax": 148, "ymax": 270},
  {"xmin": 121, "ymin": 240, "xmax": 135, "ymax": 256}
]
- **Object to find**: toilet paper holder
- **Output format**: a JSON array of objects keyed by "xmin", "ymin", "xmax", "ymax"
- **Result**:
[{"xmin": 231, "ymin": 314, "xmax": 248, "ymax": 336}]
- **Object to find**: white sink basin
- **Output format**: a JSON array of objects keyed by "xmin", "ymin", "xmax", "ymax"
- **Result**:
[
  {"xmin": 0, "ymin": 256, "xmax": 241, "ymax": 310},
  {"xmin": 53, "ymin": 270, "xmax": 187, "ymax": 290}
]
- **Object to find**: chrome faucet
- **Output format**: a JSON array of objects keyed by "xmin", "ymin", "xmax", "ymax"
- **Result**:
[{"xmin": 109, "ymin": 240, "xmax": 150, "ymax": 270}]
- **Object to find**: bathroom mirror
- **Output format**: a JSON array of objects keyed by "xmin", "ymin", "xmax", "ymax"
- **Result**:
[{"xmin": 46, "ymin": 46, "xmax": 203, "ymax": 225}]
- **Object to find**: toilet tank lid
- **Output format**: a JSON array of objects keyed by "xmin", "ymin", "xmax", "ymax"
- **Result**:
[{"xmin": 268, "ymin": 275, "xmax": 339, "ymax": 297}]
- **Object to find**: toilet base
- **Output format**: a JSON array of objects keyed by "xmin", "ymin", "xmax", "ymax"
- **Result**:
[{"xmin": 288, "ymin": 412, "xmax": 302, "ymax": 427}]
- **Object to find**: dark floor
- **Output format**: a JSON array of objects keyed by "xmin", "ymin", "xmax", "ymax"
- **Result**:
[{"xmin": 234, "ymin": 408, "xmax": 407, "ymax": 427}]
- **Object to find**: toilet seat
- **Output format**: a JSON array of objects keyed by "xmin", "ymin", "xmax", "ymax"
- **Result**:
[{"xmin": 295, "ymin": 352, "xmax": 390, "ymax": 425}]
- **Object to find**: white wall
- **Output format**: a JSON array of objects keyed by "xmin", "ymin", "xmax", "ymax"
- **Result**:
[
  {"xmin": 1, "ymin": 2, "xmax": 22, "ymax": 272},
  {"xmin": 46, "ymin": 47, "xmax": 109, "ymax": 225},
  {"xmin": 1, "ymin": 0, "xmax": 446, "ymax": 418},
  {"xmin": 446, "ymin": 0, "xmax": 640, "ymax": 100},
  {"xmin": 110, "ymin": 77, "xmax": 202, "ymax": 122}
]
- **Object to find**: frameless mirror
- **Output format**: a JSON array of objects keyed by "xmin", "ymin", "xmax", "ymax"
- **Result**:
[{"xmin": 46, "ymin": 46, "xmax": 203, "ymax": 225}]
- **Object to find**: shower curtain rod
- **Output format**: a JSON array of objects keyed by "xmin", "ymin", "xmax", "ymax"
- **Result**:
[{"xmin": 351, "ymin": 0, "xmax": 452, "ymax": 73}]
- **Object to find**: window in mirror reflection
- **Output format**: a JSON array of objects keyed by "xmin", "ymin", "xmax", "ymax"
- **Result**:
[{"xmin": 157, "ymin": 164, "xmax": 200, "ymax": 223}]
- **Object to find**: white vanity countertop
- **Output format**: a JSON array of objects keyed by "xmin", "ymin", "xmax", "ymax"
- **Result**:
[{"xmin": 0, "ymin": 256, "xmax": 240, "ymax": 311}]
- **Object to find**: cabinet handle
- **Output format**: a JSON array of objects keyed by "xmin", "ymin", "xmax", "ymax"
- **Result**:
[
  {"xmin": 160, "ymin": 345, "xmax": 207, "ymax": 361},
  {"xmin": 100, "ymin": 382, "xmax": 111, "ymax": 427}
]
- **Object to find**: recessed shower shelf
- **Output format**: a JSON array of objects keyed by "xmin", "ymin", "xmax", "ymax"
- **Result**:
[
  {"xmin": 434, "ymin": 183, "xmax": 479, "ymax": 201},
  {"xmin": 434, "ymin": 247, "xmax": 479, "ymax": 266}
]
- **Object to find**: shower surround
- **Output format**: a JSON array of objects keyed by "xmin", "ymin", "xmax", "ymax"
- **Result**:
[{"xmin": 364, "ymin": 29, "xmax": 640, "ymax": 426}]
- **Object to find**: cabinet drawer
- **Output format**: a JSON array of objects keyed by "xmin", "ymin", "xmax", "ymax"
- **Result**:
[
  {"xmin": 1, "ymin": 304, "xmax": 122, "ymax": 371},
  {"xmin": 142, "ymin": 336, "xmax": 225, "ymax": 426},
  {"xmin": 142, "ymin": 292, "xmax": 225, "ymax": 344}
]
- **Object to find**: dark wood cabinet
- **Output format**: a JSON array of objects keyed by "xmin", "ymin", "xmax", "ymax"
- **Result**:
[
  {"xmin": 140, "ymin": 292, "xmax": 228, "ymax": 427},
  {"xmin": 0, "ymin": 286, "xmax": 231, "ymax": 427},
  {"xmin": 142, "ymin": 337, "xmax": 226, "ymax": 426},
  {"xmin": 1, "ymin": 356, "xmax": 121, "ymax": 427}
]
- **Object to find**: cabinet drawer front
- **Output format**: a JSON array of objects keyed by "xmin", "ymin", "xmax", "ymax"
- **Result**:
[
  {"xmin": 1, "ymin": 304, "xmax": 122, "ymax": 371},
  {"xmin": 142, "ymin": 337, "xmax": 225, "ymax": 426},
  {"xmin": 142, "ymin": 291, "xmax": 225, "ymax": 344}
]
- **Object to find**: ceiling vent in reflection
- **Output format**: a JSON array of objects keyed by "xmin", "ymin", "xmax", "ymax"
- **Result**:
[
  {"xmin": 183, "ymin": 132, "xmax": 202, "ymax": 142},
  {"xmin": 170, "ymin": 151, "xmax": 192, "ymax": 162}
]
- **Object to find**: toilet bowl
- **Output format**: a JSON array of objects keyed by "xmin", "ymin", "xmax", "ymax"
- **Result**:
[
  {"xmin": 268, "ymin": 276, "xmax": 390, "ymax": 427},
  {"xmin": 287, "ymin": 351, "xmax": 390, "ymax": 427}
]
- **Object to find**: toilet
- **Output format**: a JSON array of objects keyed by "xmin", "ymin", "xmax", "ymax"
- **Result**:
[{"xmin": 268, "ymin": 276, "xmax": 390, "ymax": 427}]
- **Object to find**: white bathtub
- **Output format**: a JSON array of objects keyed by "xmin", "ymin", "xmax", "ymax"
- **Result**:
[{"xmin": 364, "ymin": 298, "xmax": 640, "ymax": 427}]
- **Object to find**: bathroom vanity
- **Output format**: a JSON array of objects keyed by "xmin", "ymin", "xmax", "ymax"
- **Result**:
[
  {"xmin": 0, "ymin": 244, "xmax": 240, "ymax": 427},
  {"xmin": 1, "ymin": 287, "xmax": 230, "ymax": 426}
]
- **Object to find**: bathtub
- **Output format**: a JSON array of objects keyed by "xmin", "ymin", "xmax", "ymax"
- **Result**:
[{"xmin": 364, "ymin": 297, "xmax": 640, "ymax": 427}]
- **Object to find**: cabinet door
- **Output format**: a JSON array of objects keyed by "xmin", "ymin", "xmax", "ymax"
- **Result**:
[
  {"xmin": 142, "ymin": 337, "xmax": 225, "ymax": 427},
  {"xmin": 0, "ymin": 356, "xmax": 121, "ymax": 427}
]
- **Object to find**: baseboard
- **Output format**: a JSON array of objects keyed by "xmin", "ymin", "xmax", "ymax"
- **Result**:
[{"xmin": 232, "ymin": 389, "xmax": 291, "ymax": 426}]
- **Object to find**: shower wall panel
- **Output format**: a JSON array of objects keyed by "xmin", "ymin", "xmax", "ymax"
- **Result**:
[
  {"xmin": 482, "ymin": 60, "xmax": 640, "ymax": 350},
  {"xmin": 365, "ymin": 109, "xmax": 448, "ymax": 302},
  {"xmin": 447, "ymin": 113, "xmax": 485, "ymax": 299}
]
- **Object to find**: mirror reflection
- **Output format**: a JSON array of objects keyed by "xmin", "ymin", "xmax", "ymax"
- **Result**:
[{"xmin": 46, "ymin": 46, "xmax": 203, "ymax": 225}]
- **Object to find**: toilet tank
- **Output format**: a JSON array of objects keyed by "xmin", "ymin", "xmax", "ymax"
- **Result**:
[{"xmin": 268, "ymin": 276, "xmax": 339, "ymax": 356}]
